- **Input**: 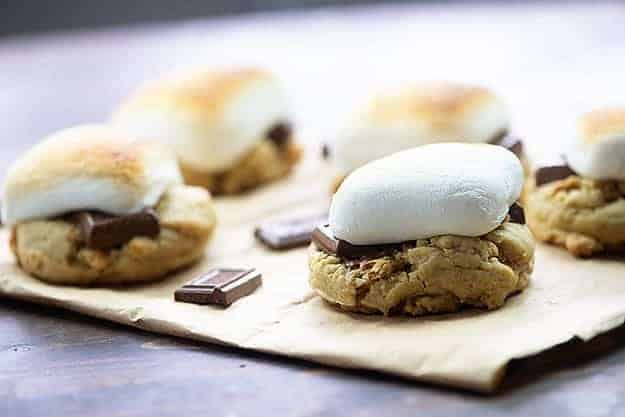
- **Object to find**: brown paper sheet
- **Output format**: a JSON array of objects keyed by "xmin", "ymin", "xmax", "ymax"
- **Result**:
[{"xmin": 2, "ymin": 155, "xmax": 625, "ymax": 393}]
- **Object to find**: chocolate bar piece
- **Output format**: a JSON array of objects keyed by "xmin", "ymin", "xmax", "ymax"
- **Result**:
[
  {"xmin": 70, "ymin": 209, "xmax": 159, "ymax": 251},
  {"xmin": 255, "ymin": 212, "xmax": 328, "ymax": 250},
  {"xmin": 312, "ymin": 224, "xmax": 405, "ymax": 260},
  {"xmin": 508, "ymin": 202, "xmax": 525, "ymax": 224},
  {"xmin": 266, "ymin": 122, "xmax": 292, "ymax": 147},
  {"xmin": 174, "ymin": 268, "xmax": 262, "ymax": 306},
  {"xmin": 535, "ymin": 160, "xmax": 577, "ymax": 186}
]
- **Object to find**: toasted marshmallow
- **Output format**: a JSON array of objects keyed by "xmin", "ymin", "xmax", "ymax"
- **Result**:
[
  {"xmin": 2, "ymin": 124, "xmax": 182, "ymax": 226},
  {"xmin": 111, "ymin": 68, "xmax": 290, "ymax": 173},
  {"xmin": 329, "ymin": 143, "xmax": 523, "ymax": 245},
  {"xmin": 332, "ymin": 81, "xmax": 509, "ymax": 174},
  {"xmin": 566, "ymin": 107, "xmax": 625, "ymax": 180}
]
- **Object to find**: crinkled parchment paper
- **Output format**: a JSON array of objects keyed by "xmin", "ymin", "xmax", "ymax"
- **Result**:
[{"xmin": 2, "ymin": 156, "xmax": 625, "ymax": 393}]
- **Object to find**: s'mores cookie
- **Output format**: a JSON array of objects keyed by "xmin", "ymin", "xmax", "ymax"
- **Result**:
[
  {"xmin": 526, "ymin": 107, "xmax": 625, "ymax": 257},
  {"xmin": 112, "ymin": 68, "xmax": 302, "ymax": 194},
  {"xmin": 3, "ymin": 125, "xmax": 217, "ymax": 285},
  {"xmin": 325, "ymin": 81, "xmax": 525, "ymax": 191},
  {"xmin": 309, "ymin": 143, "xmax": 534, "ymax": 316}
]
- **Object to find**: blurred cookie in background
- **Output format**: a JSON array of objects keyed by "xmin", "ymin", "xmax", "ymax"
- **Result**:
[
  {"xmin": 526, "ymin": 107, "xmax": 625, "ymax": 257},
  {"xmin": 112, "ymin": 68, "xmax": 302, "ymax": 195},
  {"xmin": 324, "ymin": 81, "xmax": 526, "ymax": 192}
]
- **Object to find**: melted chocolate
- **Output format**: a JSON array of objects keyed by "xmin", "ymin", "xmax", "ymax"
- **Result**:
[
  {"xmin": 508, "ymin": 202, "xmax": 525, "ymax": 224},
  {"xmin": 266, "ymin": 122, "xmax": 292, "ymax": 147},
  {"xmin": 312, "ymin": 224, "xmax": 407, "ymax": 260},
  {"xmin": 69, "ymin": 209, "xmax": 160, "ymax": 251}
]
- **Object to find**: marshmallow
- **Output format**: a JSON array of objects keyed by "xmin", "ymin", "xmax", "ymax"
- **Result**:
[
  {"xmin": 2, "ymin": 124, "xmax": 182, "ymax": 225},
  {"xmin": 329, "ymin": 143, "xmax": 523, "ymax": 244},
  {"xmin": 566, "ymin": 107, "xmax": 625, "ymax": 180},
  {"xmin": 332, "ymin": 81, "xmax": 509, "ymax": 174},
  {"xmin": 112, "ymin": 68, "xmax": 290, "ymax": 173}
]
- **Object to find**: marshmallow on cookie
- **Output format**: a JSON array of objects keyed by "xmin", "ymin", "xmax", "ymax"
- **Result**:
[
  {"xmin": 327, "ymin": 81, "xmax": 524, "ymax": 190},
  {"xmin": 566, "ymin": 108, "xmax": 625, "ymax": 180},
  {"xmin": 4, "ymin": 124, "xmax": 217, "ymax": 285},
  {"xmin": 310, "ymin": 143, "xmax": 535, "ymax": 316},
  {"xmin": 3, "ymin": 125, "xmax": 182, "ymax": 225},
  {"xmin": 330, "ymin": 144, "xmax": 523, "ymax": 244},
  {"xmin": 112, "ymin": 68, "xmax": 302, "ymax": 194}
]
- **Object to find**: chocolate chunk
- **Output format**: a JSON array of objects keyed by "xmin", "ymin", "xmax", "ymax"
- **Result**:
[
  {"xmin": 508, "ymin": 202, "xmax": 525, "ymax": 224},
  {"xmin": 174, "ymin": 268, "xmax": 262, "ymax": 306},
  {"xmin": 266, "ymin": 122, "xmax": 292, "ymax": 147},
  {"xmin": 322, "ymin": 143, "xmax": 331, "ymax": 160},
  {"xmin": 490, "ymin": 130, "xmax": 523, "ymax": 157},
  {"xmin": 535, "ymin": 160, "xmax": 577, "ymax": 186},
  {"xmin": 312, "ymin": 224, "xmax": 406, "ymax": 260},
  {"xmin": 255, "ymin": 212, "xmax": 328, "ymax": 250},
  {"xmin": 70, "ymin": 209, "xmax": 160, "ymax": 251}
]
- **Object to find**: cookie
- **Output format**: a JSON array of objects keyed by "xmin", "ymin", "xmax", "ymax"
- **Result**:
[
  {"xmin": 309, "ymin": 221, "xmax": 533, "ymax": 315},
  {"xmin": 310, "ymin": 143, "xmax": 535, "ymax": 316},
  {"xmin": 3, "ymin": 125, "xmax": 217, "ymax": 285},
  {"xmin": 325, "ymin": 81, "xmax": 526, "ymax": 189},
  {"xmin": 111, "ymin": 68, "xmax": 302, "ymax": 194},
  {"xmin": 526, "ymin": 175, "xmax": 625, "ymax": 257},
  {"xmin": 180, "ymin": 136, "xmax": 302, "ymax": 194},
  {"xmin": 11, "ymin": 185, "xmax": 216, "ymax": 285},
  {"xmin": 526, "ymin": 107, "xmax": 625, "ymax": 257}
]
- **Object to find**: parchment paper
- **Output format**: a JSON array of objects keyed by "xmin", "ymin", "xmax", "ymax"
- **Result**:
[{"xmin": 2, "ymin": 155, "xmax": 625, "ymax": 393}]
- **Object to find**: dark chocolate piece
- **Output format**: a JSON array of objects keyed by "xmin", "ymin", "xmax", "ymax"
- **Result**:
[
  {"xmin": 255, "ymin": 212, "xmax": 328, "ymax": 250},
  {"xmin": 508, "ymin": 202, "xmax": 525, "ymax": 224},
  {"xmin": 70, "ymin": 209, "xmax": 159, "ymax": 251},
  {"xmin": 489, "ymin": 130, "xmax": 523, "ymax": 157},
  {"xmin": 174, "ymin": 268, "xmax": 262, "ymax": 306},
  {"xmin": 312, "ymin": 224, "xmax": 405, "ymax": 260},
  {"xmin": 266, "ymin": 122, "xmax": 292, "ymax": 147},
  {"xmin": 535, "ymin": 160, "xmax": 577, "ymax": 186}
]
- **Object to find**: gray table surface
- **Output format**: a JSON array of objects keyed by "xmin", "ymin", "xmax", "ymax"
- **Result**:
[{"xmin": 2, "ymin": 2, "xmax": 625, "ymax": 416}]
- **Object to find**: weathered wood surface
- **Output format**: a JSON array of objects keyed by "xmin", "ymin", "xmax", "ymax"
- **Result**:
[
  {"xmin": 2, "ymin": 2, "xmax": 625, "ymax": 416},
  {"xmin": 4, "ymin": 298, "xmax": 625, "ymax": 417}
]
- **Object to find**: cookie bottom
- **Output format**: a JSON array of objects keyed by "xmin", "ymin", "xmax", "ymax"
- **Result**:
[
  {"xmin": 11, "ymin": 185, "xmax": 217, "ymax": 285},
  {"xmin": 181, "ymin": 139, "xmax": 302, "ymax": 195},
  {"xmin": 526, "ymin": 175, "xmax": 625, "ymax": 257},
  {"xmin": 308, "ymin": 222, "xmax": 534, "ymax": 316}
]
